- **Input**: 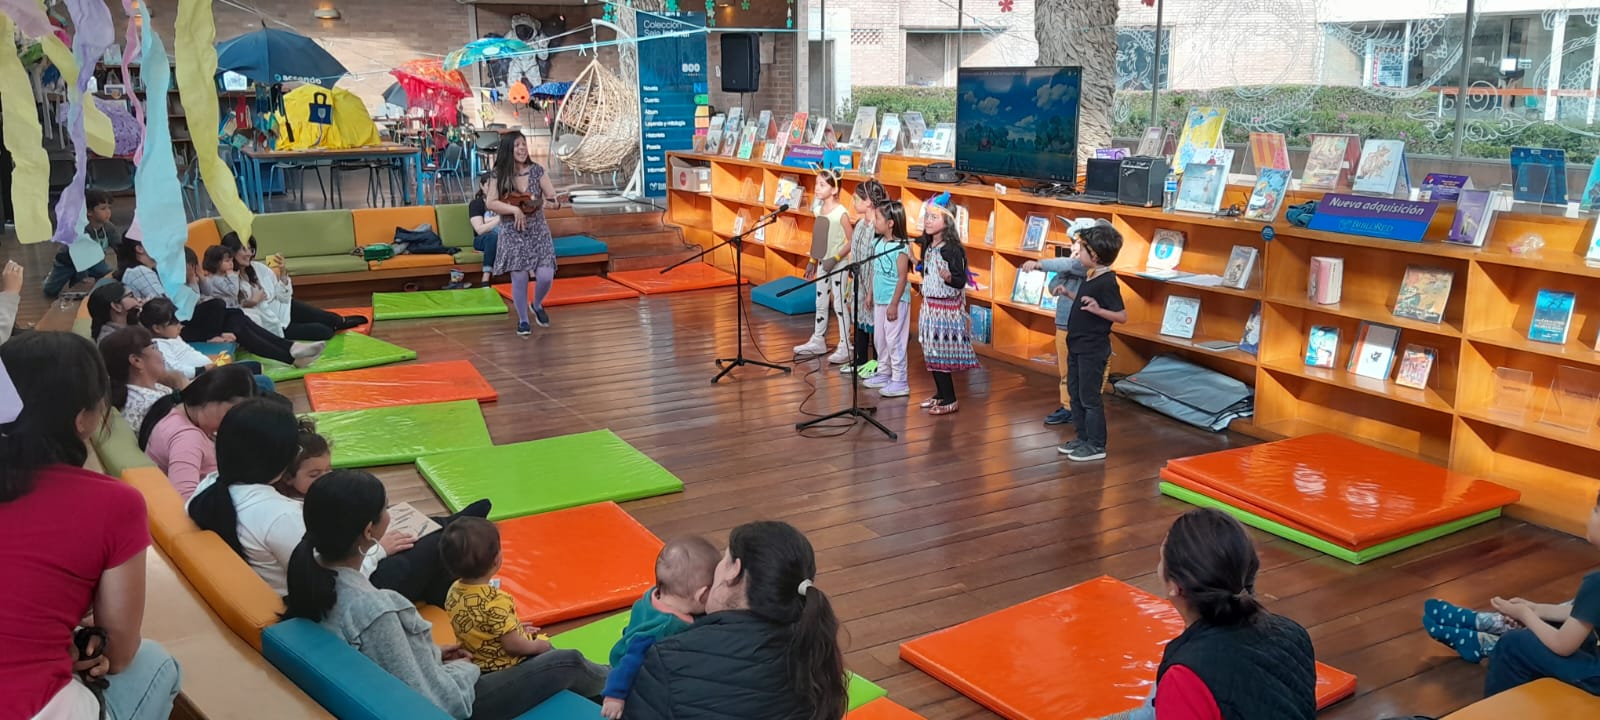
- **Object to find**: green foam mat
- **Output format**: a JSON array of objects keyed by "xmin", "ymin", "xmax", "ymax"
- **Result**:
[
  {"xmin": 372, "ymin": 286, "xmax": 507, "ymax": 320},
  {"xmin": 847, "ymin": 672, "xmax": 887, "ymax": 711},
  {"xmin": 240, "ymin": 332, "xmax": 417, "ymax": 381},
  {"xmin": 417, "ymin": 429, "xmax": 683, "ymax": 521},
  {"xmin": 310, "ymin": 400, "xmax": 493, "ymax": 468},
  {"xmin": 549, "ymin": 612, "xmax": 630, "ymax": 666},
  {"xmin": 1159, "ymin": 482, "xmax": 1501, "ymax": 564}
]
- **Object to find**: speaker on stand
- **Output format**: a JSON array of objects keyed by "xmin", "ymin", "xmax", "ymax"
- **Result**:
[{"xmin": 721, "ymin": 33, "xmax": 761, "ymax": 94}]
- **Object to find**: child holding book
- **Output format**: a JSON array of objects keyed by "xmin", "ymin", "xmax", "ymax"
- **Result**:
[
  {"xmin": 917, "ymin": 197, "xmax": 978, "ymax": 414},
  {"xmin": 794, "ymin": 168, "xmax": 854, "ymax": 364},
  {"xmin": 600, "ymin": 535, "xmax": 722, "ymax": 719},
  {"xmin": 440, "ymin": 518, "xmax": 553, "ymax": 672},
  {"xmin": 1021, "ymin": 219, "xmax": 1099, "ymax": 426},
  {"xmin": 1055, "ymin": 224, "xmax": 1125, "ymax": 461},
  {"xmin": 862, "ymin": 201, "xmax": 913, "ymax": 398}
]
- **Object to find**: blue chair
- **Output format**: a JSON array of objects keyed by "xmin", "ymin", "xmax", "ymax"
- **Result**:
[{"xmin": 422, "ymin": 143, "xmax": 469, "ymax": 203}]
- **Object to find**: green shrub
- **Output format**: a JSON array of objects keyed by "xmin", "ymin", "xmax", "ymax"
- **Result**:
[{"xmin": 843, "ymin": 86, "xmax": 957, "ymax": 125}]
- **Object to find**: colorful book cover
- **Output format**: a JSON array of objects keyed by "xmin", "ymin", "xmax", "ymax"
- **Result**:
[
  {"xmin": 720, "ymin": 107, "xmax": 744, "ymax": 156},
  {"xmin": 1301, "ymin": 133, "xmax": 1359, "ymax": 190},
  {"xmin": 849, "ymin": 106, "xmax": 877, "ymax": 148},
  {"xmin": 878, "ymin": 113, "xmax": 901, "ymax": 153},
  {"xmin": 788, "ymin": 112, "xmax": 809, "ymax": 145},
  {"xmin": 1394, "ymin": 345, "xmax": 1436, "ymax": 389},
  {"xmin": 1147, "ymin": 229, "xmax": 1185, "ymax": 272},
  {"xmin": 1352, "ymin": 139, "xmax": 1407, "ymax": 195},
  {"xmin": 1011, "ymin": 270, "xmax": 1046, "ymax": 305},
  {"xmin": 1244, "ymin": 168, "xmax": 1290, "ymax": 222},
  {"xmin": 1039, "ymin": 272, "xmax": 1061, "ymax": 311},
  {"xmin": 1349, "ymin": 322, "xmax": 1401, "ymax": 380},
  {"xmin": 1529, "ymin": 289, "xmax": 1577, "ymax": 344},
  {"xmin": 1510, "ymin": 146, "xmax": 1568, "ymax": 205},
  {"xmin": 1448, "ymin": 189, "xmax": 1495, "ymax": 247},
  {"xmin": 970, "ymin": 305, "xmax": 992, "ymax": 344},
  {"xmin": 1191, "ymin": 148, "xmax": 1234, "ymax": 172},
  {"xmin": 902, "ymin": 112, "xmax": 927, "ymax": 155},
  {"xmin": 1248, "ymin": 132, "xmax": 1290, "ymax": 171},
  {"xmin": 1222, "ymin": 246, "xmax": 1258, "ymax": 290},
  {"xmin": 704, "ymin": 113, "xmax": 725, "ymax": 154},
  {"xmin": 1586, "ymin": 215, "xmax": 1600, "ymax": 265},
  {"xmin": 1239, "ymin": 303, "xmax": 1262, "ymax": 356},
  {"xmin": 1160, "ymin": 296, "xmax": 1201, "ymax": 339},
  {"xmin": 1174, "ymin": 106, "xmax": 1228, "ymax": 174},
  {"xmin": 1582, "ymin": 163, "xmax": 1600, "ymax": 212},
  {"xmin": 1305, "ymin": 325, "xmax": 1340, "ymax": 368},
  {"xmin": 1308, "ymin": 256, "xmax": 1343, "ymax": 305},
  {"xmin": 736, "ymin": 126, "xmax": 759, "ymax": 159},
  {"xmin": 1174, "ymin": 162, "xmax": 1227, "ymax": 214},
  {"xmin": 1420, "ymin": 173, "xmax": 1471, "ymax": 202},
  {"xmin": 755, "ymin": 110, "xmax": 773, "ymax": 140},
  {"xmin": 1392, "ymin": 266, "xmax": 1454, "ymax": 324}
]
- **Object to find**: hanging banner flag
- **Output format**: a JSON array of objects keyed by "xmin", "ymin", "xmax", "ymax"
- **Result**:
[
  {"xmin": 133, "ymin": 0, "xmax": 199, "ymax": 318},
  {"xmin": 0, "ymin": 14, "xmax": 52, "ymax": 244},
  {"xmin": 50, "ymin": 0, "xmax": 117, "ymax": 246},
  {"xmin": 177, "ymin": 0, "xmax": 254, "ymax": 239},
  {"xmin": 637, "ymin": 11, "xmax": 707, "ymax": 199}
]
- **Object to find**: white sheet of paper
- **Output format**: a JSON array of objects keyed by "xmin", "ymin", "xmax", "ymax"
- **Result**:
[
  {"xmin": 68, "ymin": 237, "xmax": 105, "ymax": 272},
  {"xmin": 388, "ymin": 502, "xmax": 443, "ymax": 540}
]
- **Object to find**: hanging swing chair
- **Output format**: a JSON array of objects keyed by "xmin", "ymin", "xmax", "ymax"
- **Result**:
[{"xmin": 550, "ymin": 58, "xmax": 638, "ymax": 196}]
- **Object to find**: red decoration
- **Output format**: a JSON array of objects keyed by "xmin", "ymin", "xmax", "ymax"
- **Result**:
[{"xmin": 998, "ymin": 0, "xmax": 1014, "ymax": 11}]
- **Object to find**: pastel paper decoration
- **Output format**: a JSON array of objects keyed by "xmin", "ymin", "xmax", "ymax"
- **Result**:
[
  {"xmin": 133, "ymin": 1, "xmax": 199, "ymax": 318},
  {"xmin": 177, "ymin": 0, "xmax": 254, "ymax": 240},
  {"xmin": 119, "ymin": 0, "xmax": 146, "ymax": 161},
  {"xmin": 0, "ymin": 13, "xmax": 52, "ymax": 244},
  {"xmin": 50, "ymin": 0, "xmax": 118, "ymax": 246}
]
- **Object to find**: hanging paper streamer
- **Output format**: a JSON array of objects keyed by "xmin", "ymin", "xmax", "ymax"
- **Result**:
[
  {"xmin": 0, "ymin": 14, "xmax": 52, "ymax": 244},
  {"xmin": 177, "ymin": 0, "xmax": 253, "ymax": 240},
  {"xmin": 38, "ymin": 37, "xmax": 116, "ymax": 157},
  {"xmin": 120, "ymin": 0, "xmax": 146, "ymax": 162},
  {"xmin": 133, "ymin": 1, "xmax": 198, "ymax": 319},
  {"xmin": 48, "ymin": 0, "xmax": 117, "ymax": 246}
]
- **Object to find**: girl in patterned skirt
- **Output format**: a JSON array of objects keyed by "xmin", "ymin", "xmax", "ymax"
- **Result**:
[
  {"xmin": 485, "ymin": 133, "xmax": 560, "ymax": 336},
  {"xmin": 917, "ymin": 199, "xmax": 979, "ymax": 414}
]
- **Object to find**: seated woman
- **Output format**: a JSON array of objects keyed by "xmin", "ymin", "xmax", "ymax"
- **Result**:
[
  {"xmin": 218, "ymin": 232, "xmax": 364, "ymax": 341},
  {"xmin": 100, "ymin": 325, "xmax": 187, "ymax": 431},
  {"xmin": 0, "ymin": 331, "xmax": 181, "ymax": 720},
  {"xmin": 137, "ymin": 297, "xmax": 274, "ymax": 394},
  {"xmin": 114, "ymin": 230, "xmax": 324, "ymax": 368},
  {"xmin": 87, "ymin": 281, "xmax": 144, "ymax": 341},
  {"xmin": 189, "ymin": 401, "xmax": 489, "ymax": 604},
  {"xmin": 468, "ymin": 173, "xmax": 501, "ymax": 287},
  {"xmin": 624, "ymin": 521, "xmax": 849, "ymax": 720},
  {"xmin": 139, "ymin": 364, "xmax": 256, "ymax": 500},
  {"xmin": 283, "ymin": 469, "xmax": 608, "ymax": 720}
]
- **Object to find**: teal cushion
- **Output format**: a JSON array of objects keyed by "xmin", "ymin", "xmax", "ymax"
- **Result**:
[
  {"xmin": 262, "ymin": 619, "xmax": 453, "ymax": 720},
  {"xmin": 553, "ymin": 235, "xmax": 608, "ymax": 258},
  {"xmin": 751, "ymin": 276, "xmax": 815, "ymax": 316},
  {"xmin": 222, "ymin": 210, "xmax": 356, "ymax": 258},
  {"xmin": 435, "ymin": 204, "xmax": 473, "ymax": 249},
  {"xmin": 286, "ymin": 254, "xmax": 370, "ymax": 276}
]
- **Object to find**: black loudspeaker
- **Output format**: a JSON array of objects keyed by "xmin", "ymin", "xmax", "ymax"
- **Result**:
[
  {"xmin": 1119, "ymin": 156, "xmax": 1170, "ymax": 207},
  {"xmin": 721, "ymin": 34, "xmax": 761, "ymax": 93},
  {"xmin": 1084, "ymin": 158, "xmax": 1122, "ymax": 197}
]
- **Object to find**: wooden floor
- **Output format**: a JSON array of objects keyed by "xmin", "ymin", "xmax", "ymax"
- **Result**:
[{"xmin": 5, "ymin": 236, "xmax": 1594, "ymax": 719}]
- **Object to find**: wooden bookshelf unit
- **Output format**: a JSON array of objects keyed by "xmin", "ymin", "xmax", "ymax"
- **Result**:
[{"xmin": 665, "ymin": 151, "xmax": 1600, "ymax": 536}]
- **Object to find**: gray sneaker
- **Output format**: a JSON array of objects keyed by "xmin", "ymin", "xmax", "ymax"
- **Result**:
[
  {"xmin": 1057, "ymin": 438, "xmax": 1088, "ymax": 455},
  {"xmin": 1067, "ymin": 445, "xmax": 1107, "ymax": 462}
]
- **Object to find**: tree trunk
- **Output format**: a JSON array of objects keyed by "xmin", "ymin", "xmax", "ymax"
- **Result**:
[{"xmin": 1035, "ymin": 0, "xmax": 1120, "ymax": 164}]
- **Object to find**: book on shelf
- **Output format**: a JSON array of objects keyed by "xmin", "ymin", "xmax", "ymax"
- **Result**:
[
  {"xmin": 1160, "ymin": 296, "xmax": 1202, "ymax": 339},
  {"xmin": 1586, "ymin": 216, "xmax": 1600, "ymax": 266},
  {"xmin": 1529, "ymin": 289, "xmax": 1577, "ymax": 344},
  {"xmin": 1174, "ymin": 162, "xmax": 1227, "ymax": 214},
  {"xmin": 849, "ymin": 106, "xmax": 877, "ymax": 148},
  {"xmin": 955, "ymin": 204, "xmax": 971, "ymax": 243},
  {"xmin": 807, "ymin": 116, "xmax": 829, "ymax": 145},
  {"xmin": 1305, "ymin": 325, "xmax": 1340, "ymax": 368},
  {"xmin": 720, "ymin": 107, "xmax": 744, "ymax": 156},
  {"xmin": 1448, "ymin": 189, "xmax": 1498, "ymax": 247},
  {"xmin": 732, "ymin": 208, "xmax": 752, "ymax": 236},
  {"xmin": 1221, "ymin": 246, "xmax": 1258, "ymax": 290},
  {"xmin": 1021, "ymin": 214, "xmax": 1050, "ymax": 252},
  {"xmin": 775, "ymin": 175, "xmax": 804, "ymax": 210},
  {"xmin": 920, "ymin": 123, "xmax": 955, "ymax": 158},
  {"xmin": 860, "ymin": 142, "xmax": 882, "ymax": 175},
  {"xmin": 983, "ymin": 210, "xmax": 996, "ymax": 246},
  {"xmin": 1420, "ymin": 173, "xmax": 1471, "ymax": 203},
  {"xmin": 1392, "ymin": 265, "xmax": 1454, "ymax": 324},
  {"xmin": 1191, "ymin": 148, "xmax": 1235, "ymax": 173},
  {"xmin": 1239, "ymin": 303, "xmax": 1262, "ymax": 356},
  {"xmin": 787, "ymin": 111, "xmax": 808, "ymax": 143},
  {"xmin": 1170, "ymin": 273, "xmax": 1226, "ymax": 287},
  {"xmin": 704, "ymin": 113, "xmax": 725, "ymax": 153},
  {"xmin": 1393, "ymin": 344, "xmax": 1437, "ymax": 390},
  {"xmin": 754, "ymin": 110, "xmax": 773, "ymax": 141},
  {"xmin": 1011, "ymin": 269, "xmax": 1047, "ymax": 305},
  {"xmin": 736, "ymin": 126, "xmax": 759, "ymax": 159},
  {"xmin": 1510, "ymin": 146, "xmax": 1568, "ymax": 205},
  {"xmin": 1352, "ymin": 139, "xmax": 1409, "ymax": 196},
  {"xmin": 1147, "ymin": 229, "xmax": 1185, "ymax": 272},
  {"xmin": 1039, "ymin": 272, "xmax": 1061, "ymax": 311},
  {"xmin": 1196, "ymin": 340, "xmax": 1239, "ymax": 352},
  {"xmin": 1136, "ymin": 127, "xmax": 1165, "ymax": 157},
  {"xmin": 1308, "ymin": 257, "xmax": 1344, "ymax": 305},
  {"xmin": 1173, "ymin": 106, "xmax": 1228, "ymax": 174},
  {"xmin": 1349, "ymin": 321, "xmax": 1402, "ymax": 380},
  {"xmin": 902, "ymin": 112, "xmax": 927, "ymax": 156},
  {"xmin": 877, "ymin": 113, "xmax": 900, "ymax": 153},
  {"xmin": 1300, "ymin": 133, "xmax": 1361, "ymax": 191},
  {"xmin": 1581, "ymin": 163, "xmax": 1600, "ymax": 212},
  {"xmin": 1244, "ymin": 168, "xmax": 1290, "ymax": 222},
  {"xmin": 970, "ymin": 305, "xmax": 992, "ymax": 344},
  {"xmin": 1138, "ymin": 269, "xmax": 1189, "ymax": 281},
  {"xmin": 1249, "ymin": 132, "xmax": 1291, "ymax": 172}
]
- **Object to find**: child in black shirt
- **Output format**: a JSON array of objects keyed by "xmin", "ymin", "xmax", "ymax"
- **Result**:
[{"xmin": 1061, "ymin": 224, "xmax": 1127, "ymax": 461}]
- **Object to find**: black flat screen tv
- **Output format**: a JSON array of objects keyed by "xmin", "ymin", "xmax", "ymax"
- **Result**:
[{"xmin": 955, "ymin": 66, "xmax": 1082, "ymax": 184}]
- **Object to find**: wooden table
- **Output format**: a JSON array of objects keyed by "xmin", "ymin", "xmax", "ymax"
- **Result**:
[{"xmin": 239, "ymin": 144, "xmax": 425, "ymax": 211}]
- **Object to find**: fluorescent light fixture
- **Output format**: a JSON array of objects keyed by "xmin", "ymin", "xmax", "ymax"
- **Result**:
[{"xmin": 312, "ymin": 7, "xmax": 341, "ymax": 20}]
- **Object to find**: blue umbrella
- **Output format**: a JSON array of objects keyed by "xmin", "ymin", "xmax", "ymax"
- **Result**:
[
  {"xmin": 216, "ymin": 28, "xmax": 347, "ymax": 88},
  {"xmin": 383, "ymin": 82, "xmax": 407, "ymax": 107},
  {"xmin": 444, "ymin": 37, "xmax": 530, "ymax": 71},
  {"xmin": 529, "ymin": 81, "xmax": 572, "ymax": 99}
]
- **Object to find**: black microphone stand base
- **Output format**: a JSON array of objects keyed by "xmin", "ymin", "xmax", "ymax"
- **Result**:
[
  {"xmin": 658, "ymin": 213, "xmax": 793, "ymax": 386},
  {"xmin": 796, "ymin": 404, "xmax": 898, "ymax": 440},
  {"xmin": 712, "ymin": 355, "xmax": 791, "ymax": 384}
]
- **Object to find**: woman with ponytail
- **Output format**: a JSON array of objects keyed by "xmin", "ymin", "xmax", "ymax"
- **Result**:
[
  {"xmin": 141, "ymin": 364, "xmax": 257, "ymax": 499},
  {"xmin": 283, "ymin": 470, "xmax": 607, "ymax": 720},
  {"xmin": 623, "ymin": 520, "xmax": 847, "ymax": 720},
  {"xmin": 1148, "ymin": 508, "xmax": 1316, "ymax": 719}
]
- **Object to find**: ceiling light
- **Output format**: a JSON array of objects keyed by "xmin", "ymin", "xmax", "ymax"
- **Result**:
[{"xmin": 312, "ymin": 7, "xmax": 341, "ymax": 20}]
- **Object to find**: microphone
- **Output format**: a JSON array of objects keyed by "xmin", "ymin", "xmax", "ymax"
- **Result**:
[{"xmin": 761, "ymin": 203, "xmax": 790, "ymax": 221}]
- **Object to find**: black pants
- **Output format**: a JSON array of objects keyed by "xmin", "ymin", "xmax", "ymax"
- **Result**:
[
  {"xmin": 179, "ymin": 299, "xmax": 296, "ymax": 365},
  {"xmin": 369, "ymin": 499, "xmax": 492, "ymax": 606},
  {"xmin": 853, "ymin": 325, "xmax": 874, "ymax": 366},
  {"xmin": 283, "ymin": 299, "xmax": 344, "ymax": 342},
  {"xmin": 931, "ymin": 371, "xmax": 956, "ymax": 403},
  {"xmin": 1067, "ymin": 345, "xmax": 1111, "ymax": 450}
]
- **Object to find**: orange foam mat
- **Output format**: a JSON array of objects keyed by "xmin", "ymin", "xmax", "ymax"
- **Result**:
[
  {"xmin": 495, "ymin": 502, "xmax": 663, "ymax": 626},
  {"xmin": 846, "ymin": 699, "xmax": 926, "ymax": 720},
  {"xmin": 899, "ymin": 576, "xmax": 1354, "ymax": 720},
  {"xmin": 607, "ymin": 263, "xmax": 742, "ymax": 295},
  {"xmin": 303, "ymin": 360, "xmax": 497, "ymax": 412},
  {"xmin": 326, "ymin": 307, "xmax": 373, "ymax": 334},
  {"xmin": 1161, "ymin": 466, "xmax": 1355, "ymax": 547},
  {"xmin": 490, "ymin": 276, "xmax": 640, "ymax": 307},
  {"xmin": 1163, "ymin": 434, "xmax": 1519, "ymax": 548}
]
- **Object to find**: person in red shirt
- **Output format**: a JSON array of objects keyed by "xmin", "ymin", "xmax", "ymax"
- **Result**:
[{"xmin": 0, "ymin": 331, "xmax": 181, "ymax": 720}]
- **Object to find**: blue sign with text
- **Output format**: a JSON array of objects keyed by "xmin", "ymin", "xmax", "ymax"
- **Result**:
[
  {"xmin": 637, "ymin": 12, "xmax": 707, "ymax": 198},
  {"xmin": 1306, "ymin": 193, "xmax": 1440, "ymax": 243}
]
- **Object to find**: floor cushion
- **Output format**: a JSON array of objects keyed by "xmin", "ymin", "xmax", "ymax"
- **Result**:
[
  {"xmin": 752, "ymin": 275, "xmax": 816, "ymax": 315},
  {"xmin": 286, "ymin": 254, "xmax": 371, "ymax": 276},
  {"xmin": 552, "ymin": 235, "xmax": 608, "ymax": 258},
  {"xmin": 225, "ymin": 210, "xmax": 356, "ymax": 259}
]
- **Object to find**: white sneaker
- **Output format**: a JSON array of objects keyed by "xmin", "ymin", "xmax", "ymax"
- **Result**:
[
  {"xmin": 290, "ymin": 340, "xmax": 326, "ymax": 359},
  {"xmin": 826, "ymin": 346, "xmax": 851, "ymax": 365},
  {"xmin": 793, "ymin": 339, "xmax": 828, "ymax": 356}
]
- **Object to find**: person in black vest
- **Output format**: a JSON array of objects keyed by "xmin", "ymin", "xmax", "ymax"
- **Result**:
[
  {"xmin": 1153, "ymin": 508, "xmax": 1317, "ymax": 719},
  {"xmin": 621, "ymin": 521, "xmax": 848, "ymax": 720}
]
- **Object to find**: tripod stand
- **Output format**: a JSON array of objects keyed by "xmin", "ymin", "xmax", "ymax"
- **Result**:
[
  {"xmin": 662, "ymin": 209, "xmax": 791, "ymax": 384},
  {"xmin": 778, "ymin": 240, "xmax": 905, "ymax": 440}
]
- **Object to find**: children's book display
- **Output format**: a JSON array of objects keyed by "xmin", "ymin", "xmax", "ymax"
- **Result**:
[
  {"xmin": 1539, "ymin": 364, "xmax": 1600, "ymax": 432},
  {"xmin": 954, "ymin": 205, "xmax": 971, "ymax": 243},
  {"xmin": 849, "ymin": 106, "xmax": 877, "ymax": 149},
  {"xmin": 1448, "ymin": 189, "xmax": 1500, "ymax": 247},
  {"xmin": 1308, "ymin": 257, "xmax": 1344, "ymax": 305},
  {"xmin": 1175, "ymin": 162, "xmax": 1228, "ymax": 214},
  {"xmin": 1039, "ymin": 272, "xmax": 1061, "ymax": 311},
  {"xmin": 720, "ymin": 107, "xmax": 744, "ymax": 156},
  {"xmin": 1011, "ymin": 270, "xmax": 1047, "ymax": 305},
  {"xmin": 1160, "ymin": 296, "xmax": 1201, "ymax": 339},
  {"xmin": 1420, "ymin": 173, "xmax": 1471, "ymax": 203},
  {"xmin": 1142, "ymin": 229, "xmax": 1185, "ymax": 279},
  {"xmin": 1021, "ymin": 214, "xmax": 1050, "ymax": 252},
  {"xmin": 1528, "ymin": 289, "xmax": 1576, "ymax": 344},
  {"xmin": 1191, "ymin": 148, "xmax": 1235, "ymax": 172},
  {"xmin": 1244, "ymin": 169, "xmax": 1290, "ymax": 222},
  {"xmin": 1173, "ymin": 106, "xmax": 1228, "ymax": 174},
  {"xmin": 1136, "ymin": 127, "xmax": 1165, "ymax": 157},
  {"xmin": 1249, "ymin": 132, "xmax": 1290, "ymax": 172},
  {"xmin": 1349, "ymin": 321, "xmax": 1401, "ymax": 380},
  {"xmin": 704, "ymin": 113, "xmax": 725, "ymax": 154},
  {"xmin": 920, "ymin": 123, "xmax": 956, "ymax": 158},
  {"xmin": 1582, "ymin": 163, "xmax": 1600, "ymax": 212},
  {"xmin": 775, "ymin": 175, "xmax": 804, "ymax": 210},
  {"xmin": 1305, "ymin": 325, "xmax": 1340, "ymax": 368},
  {"xmin": 877, "ymin": 113, "xmax": 901, "ymax": 154},
  {"xmin": 1393, "ymin": 345, "xmax": 1437, "ymax": 390},
  {"xmin": 970, "ymin": 305, "xmax": 992, "ymax": 344},
  {"xmin": 1300, "ymin": 133, "xmax": 1360, "ymax": 191},
  {"xmin": 1392, "ymin": 266, "xmax": 1454, "ymax": 324},
  {"xmin": 1221, "ymin": 246, "xmax": 1258, "ymax": 290},
  {"xmin": 1239, "ymin": 303, "xmax": 1262, "ymax": 356},
  {"xmin": 1510, "ymin": 146, "xmax": 1568, "ymax": 205},
  {"xmin": 1586, "ymin": 217, "xmax": 1600, "ymax": 267},
  {"xmin": 902, "ymin": 112, "xmax": 927, "ymax": 156},
  {"xmin": 754, "ymin": 109, "xmax": 773, "ymax": 142},
  {"xmin": 807, "ymin": 116, "xmax": 829, "ymax": 145},
  {"xmin": 1351, "ymin": 139, "xmax": 1408, "ymax": 196},
  {"xmin": 736, "ymin": 125, "xmax": 759, "ymax": 159}
]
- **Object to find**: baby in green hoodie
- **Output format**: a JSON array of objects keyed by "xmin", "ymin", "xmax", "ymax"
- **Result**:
[{"xmin": 600, "ymin": 535, "xmax": 722, "ymax": 719}]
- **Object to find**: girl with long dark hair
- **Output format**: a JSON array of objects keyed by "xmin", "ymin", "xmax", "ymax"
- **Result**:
[
  {"xmin": 99, "ymin": 325, "xmax": 185, "ymax": 431},
  {"xmin": 914, "ymin": 197, "xmax": 978, "ymax": 414},
  {"xmin": 140, "ymin": 364, "xmax": 257, "ymax": 498},
  {"xmin": 862, "ymin": 201, "xmax": 913, "ymax": 399},
  {"xmin": 219, "ymin": 232, "xmax": 363, "ymax": 340},
  {"xmin": 87, "ymin": 280, "xmax": 142, "ymax": 341},
  {"xmin": 843, "ymin": 180, "xmax": 888, "ymax": 376},
  {"xmin": 485, "ymin": 133, "xmax": 560, "ymax": 335}
]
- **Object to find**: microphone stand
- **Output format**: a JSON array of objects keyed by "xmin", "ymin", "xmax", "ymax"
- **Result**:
[
  {"xmin": 662, "ymin": 207, "xmax": 792, "ymax": 384},
  {"xmin": 778, "ymin": 239, "xmax": 905, "ymax": 440}
]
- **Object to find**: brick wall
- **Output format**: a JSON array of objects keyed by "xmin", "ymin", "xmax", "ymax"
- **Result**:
[{"xmin": 707, "ymin": 32, "xmax": 799, "ymax": 119}]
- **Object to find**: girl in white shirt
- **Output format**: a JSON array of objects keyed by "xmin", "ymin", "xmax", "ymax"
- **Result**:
[
  {"xmin": 220, "ymin": 233, "xmax": 364, "ymax": 340},
  {"xmin": 139, "ymin": 297, "xmax": 278, "ymax": 395}
]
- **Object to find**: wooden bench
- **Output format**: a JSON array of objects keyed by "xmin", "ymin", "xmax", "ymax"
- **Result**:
[{"xmin": 1443, "ymin": 679, "xmax": 1600, "ymax": 718}]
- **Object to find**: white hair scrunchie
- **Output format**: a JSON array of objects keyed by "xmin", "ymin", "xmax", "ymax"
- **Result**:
[{"xmin": 797, "ymin": 579, "xmax": 814, "ymax": 596}]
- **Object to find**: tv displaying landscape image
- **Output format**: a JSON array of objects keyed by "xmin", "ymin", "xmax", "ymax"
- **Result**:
[{"xmin": 955, "ymin": 66, "xmax": 1082, "ymax": 183}]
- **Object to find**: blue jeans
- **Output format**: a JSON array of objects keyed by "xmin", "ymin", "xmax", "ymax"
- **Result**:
[
  {"xmin": 1484, "ymin": 626, "xmax": 1600, "ymax": 697},
  {"xmin": 44, "ymin": 250, "xmax": 112, "ymax": 298},
  {"xmin": 473, "ymin": 228, "xmax": 499, "ymax": 270},
  {"xmin": 104, "ymin": 639, "xmax": 182, "ymax": 720}
]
